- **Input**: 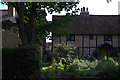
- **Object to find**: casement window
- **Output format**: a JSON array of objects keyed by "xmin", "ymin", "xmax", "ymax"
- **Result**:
[
  {"xmin": 104, "ymin": 35, "xmax": 112, "ymax": 41},
  {"xmin": 89, "ymin": 35, "xmax": 93, "ymax": 40},
  {"xmin": 66, "ymin": 35, "xmax": 75, "ymax": 41}
]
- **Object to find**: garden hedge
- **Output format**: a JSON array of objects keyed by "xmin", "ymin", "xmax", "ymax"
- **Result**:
[{"xmin": 2, "ymin": 46, "xmax": 41, "ymax": 79}]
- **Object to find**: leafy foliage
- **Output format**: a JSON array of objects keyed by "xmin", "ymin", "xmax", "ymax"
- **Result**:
[
  {"xmin": 2, "ymin": 20, "xmax": 17, "ymax": 30},
  {"xmin": 52, "ymin": 43, "xmax": 79, "ymax": 64},
  {"xmin": 79, "ymin": 59, "xmax": 98, "ymax": 69},
  {"xmin": 67, "ymin": 58, "xmax": 80, "ymax": 71},
  {"xmin": 112, "ymin": 48, "xmax": 120, "ymax": 57},
  {"xmin": 92, "ymin": 48, "xmax": 101, "ymax": 59},
  {"xmin": 2, "ymin": 46, "xmax": 41, "ymax": 79},
  {"xmin": 41, "ymin": 56, "xmax": 119, "ymax": 78},
  {"xmin": 118, "ymin": 63, "xmax": 120, "ymax": 73},
  {"xmin": 95, "ymin": 57, "xmax": 118, "ymax": 78},
  {"xmin": 2, "ymin": 2, "xmax": 80, "ymax": 46}
]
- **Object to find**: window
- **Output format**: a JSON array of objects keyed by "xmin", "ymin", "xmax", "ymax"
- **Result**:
[
  {"xmin": 66, "ymin": 35, "xmax": 75, "ymax": 41},
  {"xmin": 104, "ymin": 35, "xmax": 112, "ymax": 41},
  {"xmin": 89, "ymin": 35, "xmax": 93, "ymax": 40}
]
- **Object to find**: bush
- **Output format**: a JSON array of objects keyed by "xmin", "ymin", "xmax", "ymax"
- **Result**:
[
  {"xmin": 112, "ymin": 48, "xmax": 120, "ymax": 57},
  {"xmin": 43, "ymin": 58, "xmax": 65, "ymax": 72},
  {"xmin": 118, "ymin": 63, "xmax": 120, "ymax": 73},
  {"xmin": 87, "ymin": 56, "xmax": 96, "ymax": 62},
  {"xmin": 79, "ymin": 59, "xmax": 98, "ymax": 69},
  {"xmin": 67, "ymin": 58, "xmax": 80, "ymax": 71},
  {"xmin": 52, "ymin": 43, "xmax": 79, "ymax": 64},
  {"xmin": 92, "ymin": 48, "xmax": 101, "ymax": 59},
  {"xmin": 95, "ymin": 57, "xmax": 118, "ymax": 78},
  {"xmin": 67, "ymin": 58, "xmax": 97, "ymax": 71},
  {"xmin": 2, "ymin": 46, "xmax": 41, "ymax": 79}
]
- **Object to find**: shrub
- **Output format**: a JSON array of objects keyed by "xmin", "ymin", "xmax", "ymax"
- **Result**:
[
  {"xmin": 44, "ymin": 58, "xmax": 65, "ymax": 72},
  {"xmin": 79, "ymin": 59, "xmax": 98, "ymax": 69},
  {"xmin": 112, "ymin": 48, "xmax": 120, "ymax": 57},
  {"xmin": 92, "ymin": 48, "xmax": 101, "ymax": 59},
  {"xmin": 87, "ymin": 56, "xmax": 96, "ymax": 62},
  {"xmin": 53, "ymin": 43, "xmax": 79, "ymax": 64},
  {"xmin": 79, "ymin": 56, "xmax": 94, "ymax": 61},
  {"xmin": 67, "ymin": 58, "xmax": 80, "ymax": 71},
  {"xmin": 2, "ymin": 46, "xmax": 41, "ymax": 79},
  {"xmin": 56, "ymin": 62, "xmax": 65, "ymax": 71},
  {"xmin": 95, "ymin": 57, "xmax": 118, "ymax": 78},
  {"xmin": 67, "ymin": 63, "xmax": 79, "ymax": 72}
]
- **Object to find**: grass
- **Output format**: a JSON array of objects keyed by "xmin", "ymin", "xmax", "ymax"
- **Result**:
[{"xmin": 41, "ymin": 66, "xmax": 99, "ymax": 78}]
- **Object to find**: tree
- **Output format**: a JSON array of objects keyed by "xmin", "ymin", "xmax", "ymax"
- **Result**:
[
  {"xmin": 106, "ymin": 0, "xmax": 112, "ymax": 3},
  {"xmin": 2, "ymin": 2, "xmax": 80, "ymax": 46}
]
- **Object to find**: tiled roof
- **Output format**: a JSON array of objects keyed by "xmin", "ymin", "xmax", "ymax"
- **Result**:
[{"xmin": 53, "ymin": 15, "xmax": 120, "ymax": 34}]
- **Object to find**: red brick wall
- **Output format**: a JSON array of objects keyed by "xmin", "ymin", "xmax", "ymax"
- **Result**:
[
  {"xmin": 84, "ymin": 35, "xmax": 89, "ymax": 47},
  {"xmin": 112, "ymin": 35, "xmax": 118, "ymax": 47},
  {"xmin": 75, "ymin": 35, "xmax": 82, "ymax": 47},
  {"xmin": 90, "ymin": 35, "xmax": 96, "ymax": 47},
  {"xmin": 97, "ymin": 35, "xmax": 104, "ymax": 47}
]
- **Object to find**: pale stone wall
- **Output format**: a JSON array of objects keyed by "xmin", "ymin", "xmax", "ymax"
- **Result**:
[{"xmin": 2, "ymin": 27, "xmax": 22, "ymax": 48}]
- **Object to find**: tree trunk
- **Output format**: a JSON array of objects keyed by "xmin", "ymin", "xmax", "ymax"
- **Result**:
[
  {"xmin": 16, "ymin": 3, "xmax": 37, "ymax": 46},
  {"xmin": 28, "ymin": 3, "xmax": 37, "ymax": 46},
  {"xmin": 17, "ymin": 3, "xmax": 28, "ymax": 46},
  {"xmin": 28, "ymin": 13, "xmax": 36, "ymax": 46}
]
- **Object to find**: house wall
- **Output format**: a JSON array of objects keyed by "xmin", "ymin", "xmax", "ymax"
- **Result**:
[
  {"xmin": 2, "ymin": 27, "xmax": 22, "ymax": 48},
  {"xmin": 53, "ymin": 34, "xmax": 119, "ymax": 56}
]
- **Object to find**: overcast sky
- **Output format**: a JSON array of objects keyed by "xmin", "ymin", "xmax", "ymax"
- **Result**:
[
  {"xmin": 0, "ymin": 0, "xmax": 119, "ymax": 14},
  {"xmin": 46, "ymin": 0, "xmax": 120, "ymax": 21}
]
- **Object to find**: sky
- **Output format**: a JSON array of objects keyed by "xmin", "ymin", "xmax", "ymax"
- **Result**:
[
  {"xmin": 46, "ymin": 0, "xmax": 120, "ymax": 21},
  {"xmin": 0, "ymin": 0, "xmax": 120, "ymax": 42},
  {"xmin": 0, "ymin": 0, "xmax": 120, "ymax": 14}
]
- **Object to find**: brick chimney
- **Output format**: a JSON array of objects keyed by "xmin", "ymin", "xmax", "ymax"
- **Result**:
[
  {"xmin": 80, "ymin": 7, "xmax": 89, "ymax": 16},
  {"xmin": 8, "ymin": 4, "xmax": 15, "ymax": 16}
]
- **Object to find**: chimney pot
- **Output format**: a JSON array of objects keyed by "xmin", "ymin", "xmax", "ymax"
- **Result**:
[
  {"xmin": 81, "ymin": 8, "xmax": 83, "ymax": 12},
  {"xmin": 80, "ymin": 7, "xmax": 89, "ymax": 16},
  {"xmin": 86, "ymin": 7, "xmax": 88, "ymax": 12},
  {"xmin": 83, "ymin": 7, "xmax": 85, "ymax": 11}
]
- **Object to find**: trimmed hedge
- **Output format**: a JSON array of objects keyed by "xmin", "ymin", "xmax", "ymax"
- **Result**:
[{"xmin": 2, "ymin": 46, "xmax": 41, "ymax": 79}]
